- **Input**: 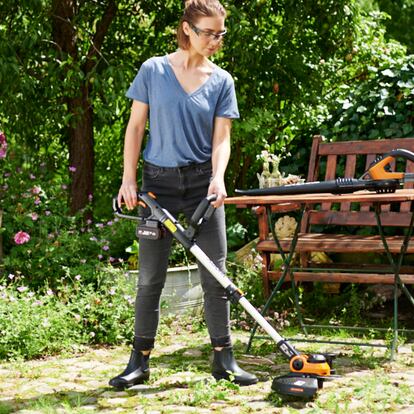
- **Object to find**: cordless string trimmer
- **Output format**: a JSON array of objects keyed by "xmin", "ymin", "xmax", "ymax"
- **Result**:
[
  {"xmin": 235, "ymin": 149, "xmax": 414, "ymax": 196},
  {"xmin": 114, "ymin": 193, "xmax": 337, "ymax": 398}
]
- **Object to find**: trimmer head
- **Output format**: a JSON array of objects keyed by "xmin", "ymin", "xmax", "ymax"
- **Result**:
[
  {"xmin": 272, "ymin": 352, "xmax": 337, "ymax": 399},
  {"xmin": 272, "ymin": 373, "xmax": 319, "ymax": 398}
]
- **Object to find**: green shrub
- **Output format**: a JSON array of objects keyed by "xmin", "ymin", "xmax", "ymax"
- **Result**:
[
  {"xmin": 320, "ymin": 53, "xmax": 414, "ymax": 140},
  {"xmin": 0, "ymin": 267, "xmax": 135, "ymax": 360},
  {"xmin": 1, "ymin": 147, "xmax": 136, "ymax": 289}
]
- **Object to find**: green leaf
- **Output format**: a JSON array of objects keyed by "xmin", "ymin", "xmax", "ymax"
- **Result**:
[
  {"xmin": 383, "ymin": 106, "xmax": 395, "ymax": 116},
  {"xmin": 368, "ymin": 129, "xmax": 380, "ymax": 139},
  {"xmin": 342, "ymin": 99, "xmax": 353, "ymax": 110},
  {"xmin": 402, "ymin": 124, "xmax": 414, "ymax": 135},
  {"xmin": 381, "ymin": 69, "xmax": 396, "ymax": 77}
]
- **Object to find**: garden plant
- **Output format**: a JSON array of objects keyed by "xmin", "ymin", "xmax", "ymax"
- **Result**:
[{"xmin": 0, "ymin": 0, "xmax": 414, "ymax": 412}]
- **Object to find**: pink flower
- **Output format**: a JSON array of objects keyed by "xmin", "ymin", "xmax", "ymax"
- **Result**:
[
  {"xmin": 14, "ymin": 231, "xmax": 30, "ymax": 245},
  {"xmin": 0, "ymin": 131, "xmax": 7, "ymax": 159},
  {"xmin": 74, "ymin": 274, "xmax": 81, "ymax": 281},
  {"xmin": 34, "ymin": 198, "xmax": 41, "ymax": 205},
  {"xmin": 69, "ymin": 166, "xmax": 76, "ymax": 172},
  {"xmin": 29, "ymin": 174, "xmax": 36, "ymax": 180},
  {"xmin": 17, "ymin": 286, "xmax": 28, "ymax": 293},
  {"xmin": 102, "ymin": 245, "xmax": 109, "ymax": 251},
  {"xmin": 31, "ymin": 186, "xmax": 41, "ymax": 195},
  {"xmin": 31, "ymin": 213, "xmax": 39, "ymax": 221}
]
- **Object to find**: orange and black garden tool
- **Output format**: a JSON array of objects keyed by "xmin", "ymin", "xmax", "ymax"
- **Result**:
[
  {"xmin": 113, "ymin": 192, "xmax": 337, "ymax": 398},
  {"xmin": 235, "ymin": 148, "xmax": 414, "ymax": 196}
]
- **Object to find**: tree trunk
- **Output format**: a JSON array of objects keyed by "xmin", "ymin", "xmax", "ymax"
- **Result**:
[
  {"xmin": 51, "ymin": 0, "xmax": 117, "ymax": 214},
  {"xmin": 68, "ymin": 84, "xmax": 94, "ymax": 214}
]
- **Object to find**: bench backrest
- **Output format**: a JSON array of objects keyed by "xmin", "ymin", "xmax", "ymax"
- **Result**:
[{"xmin": 303, "ymin": 135, "xmax": 414, "ymax": 229}]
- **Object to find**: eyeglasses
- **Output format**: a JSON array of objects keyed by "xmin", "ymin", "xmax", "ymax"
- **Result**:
[{"xmin": 188, "ymin": 22, "xmax": 227, "ymax": 42}]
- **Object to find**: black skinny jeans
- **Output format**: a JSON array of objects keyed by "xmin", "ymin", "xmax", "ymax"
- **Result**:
[{"xmin": 133, "ymin": 160, "xmax": 231, "ymax": 351}]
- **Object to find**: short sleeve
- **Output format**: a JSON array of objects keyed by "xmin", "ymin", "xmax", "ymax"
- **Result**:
[
  {"xmin": 126, "ymin": 61, "xmax": 150, "ymax": 104},
  {"xmin": 215, "ymin": 76, "xmax": 239, "ymax": 119}
]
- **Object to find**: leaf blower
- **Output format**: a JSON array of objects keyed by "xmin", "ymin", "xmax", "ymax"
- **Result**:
[{"xmin": 235, "ymin": 149, "xmax": 414, "ymax": 196}]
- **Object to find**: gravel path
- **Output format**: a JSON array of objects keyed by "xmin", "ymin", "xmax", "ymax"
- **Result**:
[{"xmin": 1, "ymin": 330, "xmax": 413, "ymax": 413}]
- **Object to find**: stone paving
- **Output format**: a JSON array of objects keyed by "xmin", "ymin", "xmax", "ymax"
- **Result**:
[{"xmin": 0, "ymin": 330, "xmax": 414, "ymax": 413}]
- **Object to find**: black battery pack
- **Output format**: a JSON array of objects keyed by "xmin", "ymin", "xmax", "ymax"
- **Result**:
[{"xmin": 136, "ymin": 219, "xmax": 165, "ymax": 240}]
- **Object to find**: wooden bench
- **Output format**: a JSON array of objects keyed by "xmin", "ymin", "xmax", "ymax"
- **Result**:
[{"xmin": 255, "ymin": 135, "xmax": 414, "ymax": 297}]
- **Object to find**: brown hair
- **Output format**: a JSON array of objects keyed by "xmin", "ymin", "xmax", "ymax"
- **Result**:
[{"xmin": 177, "ymin": 0, "xmax": 227, "ymax": 50}]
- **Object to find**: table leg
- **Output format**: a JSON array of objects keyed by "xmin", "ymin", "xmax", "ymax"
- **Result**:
[
  {"xmin": 246, "ymin": 205, "xmax": 305, "ymax": 353},
  {"xmin": 374, "ymin": 204, "xmax": 414, "ymax": 359}
]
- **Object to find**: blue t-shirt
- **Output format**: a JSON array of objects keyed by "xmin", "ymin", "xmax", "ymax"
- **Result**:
[{"xmin": 126, "ymin": 55, "xmax": 239, "ymax": 167}]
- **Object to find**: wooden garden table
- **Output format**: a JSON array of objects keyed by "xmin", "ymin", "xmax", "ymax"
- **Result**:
[{"xmin": 225, "ymin": 189, "xmax": 414, "ymax": 357}]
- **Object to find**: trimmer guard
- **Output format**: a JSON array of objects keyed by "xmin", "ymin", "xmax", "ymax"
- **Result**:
[{"xmin": 272, "ymin": 374, "xmax": 319, "ymax": 398}]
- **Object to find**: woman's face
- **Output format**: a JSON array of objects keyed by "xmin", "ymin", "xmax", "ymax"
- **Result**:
[{"xmin": 183, "ymin": 15, "xmax": 226, "ymax": 57}]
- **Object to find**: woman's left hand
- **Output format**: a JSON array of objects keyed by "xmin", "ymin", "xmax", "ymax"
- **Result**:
[{"xmin": 208, "ymin": 176, "xmax": 227, "ymax": 208}]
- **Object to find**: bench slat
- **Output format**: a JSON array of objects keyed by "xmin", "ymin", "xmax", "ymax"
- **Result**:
[
  {"xmin": 257, "ymin": 234, "xmax": 414, "ymax": 253},
  {"xmin": 267, "ymin": 271, "xmax": 414, "ymax": 284},
  {"xmin": 308, "ymin": 210, "xmax": 414, "ymax": 227},
  {"xmin": 317, "ymin": 138, "xmax": 414, "ymax": 155}
]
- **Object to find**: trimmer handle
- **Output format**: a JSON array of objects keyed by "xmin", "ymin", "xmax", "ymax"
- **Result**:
[
  {"xmin": 112, "ymin": 197, "xmax": 142, "ymax": 221},
  {"xmin": 189, "ymin": 194, "xmax": 217, "ymax": 226},
  {"xmin": 113, "ymin": 192, "xmax": 217, "ymax": 228},
  {"xmin": 366, "ymin": 148, "xmax": 414, "ymax": 180}
]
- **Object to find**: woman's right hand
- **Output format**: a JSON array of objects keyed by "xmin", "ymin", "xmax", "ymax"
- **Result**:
[{"xmin": 118, "ymin": 181, "xmax": 138, "ymax": 211}]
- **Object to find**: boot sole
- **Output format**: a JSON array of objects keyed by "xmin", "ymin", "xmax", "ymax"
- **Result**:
[
  {"xmin": 109, "ymin": 373, "xmax": 150, "ymax": 390},
  {"xmin": 212, "ymin": 372, "xmax": 258, "ymax": 386}
]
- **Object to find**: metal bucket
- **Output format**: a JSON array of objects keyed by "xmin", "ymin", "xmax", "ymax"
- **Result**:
[{"xmin": 128, "ymin": 265, "xmax": 203, "ymax": 315}]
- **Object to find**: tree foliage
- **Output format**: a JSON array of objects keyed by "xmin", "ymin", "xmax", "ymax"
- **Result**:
[
  {"xmin": 219, "ymin": 1, "xmax": 359, "ymax": 190},
  {"xmin": 0, "ymin": 1, "xmax": 361, "ymax": 210},
  {"xmin": 0, "ymin": 0, "xmax": 412, "ymax": 220},
  {"xmin": 360, "ymin": 0, "xmax": 414, "ymax": 53}
]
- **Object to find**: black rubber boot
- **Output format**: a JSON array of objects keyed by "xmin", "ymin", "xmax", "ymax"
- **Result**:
[
  {"xmin": 109, "ymin": 349, "xmax": 150, "ymax": 390},
  {"xmin": 211, "ymin": 347, "xmax": 258, "ymax": 386}
]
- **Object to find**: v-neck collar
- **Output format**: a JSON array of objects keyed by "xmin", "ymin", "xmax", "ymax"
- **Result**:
[{"xmin": 164, "ymin": 55, "xmax": 217, "ymax": 98}]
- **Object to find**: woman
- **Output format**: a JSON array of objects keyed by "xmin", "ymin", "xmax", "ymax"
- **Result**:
[{"xmin": 110, "ymin": 0, "xmax": 258, "ymax": 389}]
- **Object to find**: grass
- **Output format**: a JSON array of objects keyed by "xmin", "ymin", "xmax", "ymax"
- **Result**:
[{"xmin": 0, "ymin": 315, "xmax": 413, "ymax": 413}]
